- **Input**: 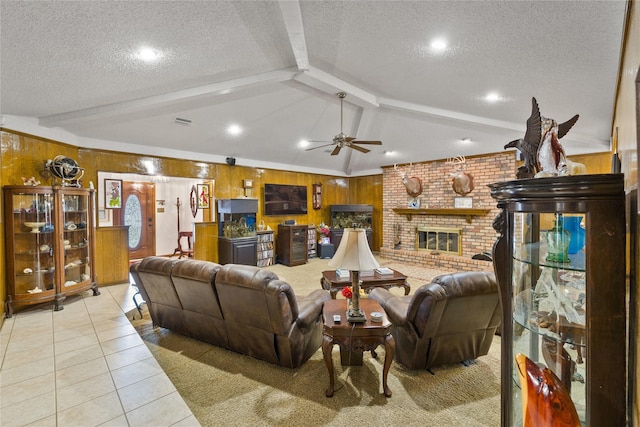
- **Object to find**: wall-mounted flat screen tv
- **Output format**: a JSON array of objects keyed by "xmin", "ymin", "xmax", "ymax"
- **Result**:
[{"xmin": 264, "ymin": 184, "xmax": 308, "ymax": 216}]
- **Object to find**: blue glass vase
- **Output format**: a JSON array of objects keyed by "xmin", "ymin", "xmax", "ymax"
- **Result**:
[{"xmin": 561, "ymin": 215, "xmax": 586, "ymax": 254}]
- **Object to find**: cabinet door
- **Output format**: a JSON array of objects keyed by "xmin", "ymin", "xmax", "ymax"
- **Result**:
[
  {"xmin": 233, "ymin": 239, "xmax": 257, "ymax": 266},
  {"xmin": 510, "ymin": 212, "xmax": 587, "ymax": 425},
  {"xmin": 7, "ymin": 189, "xmax": 56, "ymax": 296},
  {"xmin": 60, "ymin": 191, "xmax": 93, "ymax": 290},
  {"xmin": 291, "ymin": 227, "xmax": 307, "ymax": 262}
]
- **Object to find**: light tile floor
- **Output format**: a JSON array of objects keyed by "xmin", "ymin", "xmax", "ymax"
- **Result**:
[{"xmin": 0, "ymin": 283, "xmax": 200, "ymax": 427}]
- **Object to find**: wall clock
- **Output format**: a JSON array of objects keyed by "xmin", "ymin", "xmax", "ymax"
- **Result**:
[{"xmin": 313, "ymin": 183, "xmax": 322, "ymax": 209}]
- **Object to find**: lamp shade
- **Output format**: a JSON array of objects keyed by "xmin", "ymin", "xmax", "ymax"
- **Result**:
[{"xmin": 328, "ymin": 228, "xmax": 379, "ymax": 271}]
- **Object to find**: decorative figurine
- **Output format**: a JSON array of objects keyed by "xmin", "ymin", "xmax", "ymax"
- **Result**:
[
  {"xmin": 45, "ymin": 155, "xmax": 84, "ymax": 187},
  {"xmin": 21, "ymin": 176, "xmax": 41, "ymax": 186},
  {"xmin": 446, "ymin": 155, "xmax": 475, "ymax": 196},
  {"xmin": 516, "ymin": 353, "xmax": 580, "ymax": 427},
  {"xmin": 504, "ymin": 97, "xmax": 579, "ymax": 179}
]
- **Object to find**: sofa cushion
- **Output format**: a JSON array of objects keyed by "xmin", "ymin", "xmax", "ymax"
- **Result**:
[
  {"xmin": 172, "ymin": 259, "xmax": 223, "ymax": 317},
  {"xmin": 134, "ymin": 257, "xmax": 185, "ymax": 332},
  {"xmin": 215, "ymin": 264, "xmax": 298, "ymax": 364},
  {"xmin": 171, "ymin": 259, "xmax": 227, "ymax": 347}
]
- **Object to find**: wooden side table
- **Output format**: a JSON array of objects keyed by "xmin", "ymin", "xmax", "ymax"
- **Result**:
[
  {"xmin": 322, "ymin": 299, "xmax": 395, "ymax": 398},
  {"xmin": 320, "ymin": 269, "xmax": 410, "ymax": 299}
]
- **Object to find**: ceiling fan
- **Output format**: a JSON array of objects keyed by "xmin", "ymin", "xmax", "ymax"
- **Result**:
[{"xmin": 306, "ymin": 92, "xmax": 382, "ymax": 156}]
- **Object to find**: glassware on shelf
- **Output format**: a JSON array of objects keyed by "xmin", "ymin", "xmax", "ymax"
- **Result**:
[{"xmin": 545, "ymin": 214, "xmax": 571, "ymax": 263}]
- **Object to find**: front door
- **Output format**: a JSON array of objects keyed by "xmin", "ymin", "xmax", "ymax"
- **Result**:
[{"xmin": 114, "ymin": 181, "xmax": 156, "ymax": 260}]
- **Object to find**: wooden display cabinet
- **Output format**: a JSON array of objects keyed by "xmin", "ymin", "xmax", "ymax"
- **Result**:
[
  {"xmin": 490, "ymin": 174, "xmax": 627, "ymax": 426},
  {"xmin": 277, "ymin": 224, "xmax": 308, "ymax": 266},
  {"xmin": 4, "ymin": 185, "xmax": 99, "ymax": 317}
]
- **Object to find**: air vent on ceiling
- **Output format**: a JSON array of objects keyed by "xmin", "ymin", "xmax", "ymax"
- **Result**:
[{"xmin": 174, "ymin": 117, "xmax": 192, "ymax": 126}]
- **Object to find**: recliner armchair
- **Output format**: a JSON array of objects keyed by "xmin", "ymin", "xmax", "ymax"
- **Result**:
[{"xmin": 369, "ymin": 271, "xmax": 500, "ymax": 370}]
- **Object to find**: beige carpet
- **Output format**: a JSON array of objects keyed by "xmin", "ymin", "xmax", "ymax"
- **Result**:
[{"xmin": 127, "ymin": 257, "xmax": 501, "ymax": 427}]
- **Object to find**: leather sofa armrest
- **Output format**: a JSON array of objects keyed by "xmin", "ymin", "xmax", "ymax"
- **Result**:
[
  {"xmin": 296, "ymin": 290, "xmax": 331, "ymax": 328},
  {"xmin": 370, "ymin": 288, "xmax": 410, "ymax": 326},
  {"xmin": 380, "ymin": 297, "xmax": 411, "ymax": 326},
  {"xmin": 369, "ymin": 288, "xmax": 395, "ymax": 306}
]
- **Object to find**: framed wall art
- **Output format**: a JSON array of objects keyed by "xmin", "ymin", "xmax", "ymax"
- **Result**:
[
  {"xmin": 197, "ymin": 184, "xmax": 210, "ymax": 209},
  {"xmin": 105, "ymin": 179, "xmax": 122, "ymax": 209},
  {"xmin": 454, "ymin": 196, "xmax": 473, "ymax": 208}
]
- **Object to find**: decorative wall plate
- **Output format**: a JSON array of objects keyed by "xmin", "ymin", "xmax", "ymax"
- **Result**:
[{"xmin": 190, "ymin": 185, "xmax": 198, "ymax": 217}]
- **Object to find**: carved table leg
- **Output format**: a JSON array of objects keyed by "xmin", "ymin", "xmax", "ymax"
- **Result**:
[
  {"xmin": 382, "ymin": 333, "xmax": 395, "ymax": 397},
  {"xmin": 402, "ymin": 280, "xmax": 411, "ymax": 295},
  {"xmin": 322, "ymin": 334, "xmax": 335, "ymax": 397}
]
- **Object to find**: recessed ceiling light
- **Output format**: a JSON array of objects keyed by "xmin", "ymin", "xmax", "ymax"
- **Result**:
[
  {"xmin": 136, "ymin": 47, "xmax": 162, "ymax": 63},
  {"xmin": 430, "ymin": 38, "xmax": 447, "ymax": 52},
  {"xmin": 298, "ymin": 140, "xmax": 310, "ymax": 149},
  {"xmin": 227, "ymin": 124, "xmax": 242, "ymax": 136},
  {"xmin": 384, "ymin": 150, "xmax": 395, "ymax": 155},
  {"xmin": 461, "ymin": 137, "xmax": 472, "ymax": 143},
  {"xmin": 485, "ymin": 92, "xmax": 502, "ymax": 103}
]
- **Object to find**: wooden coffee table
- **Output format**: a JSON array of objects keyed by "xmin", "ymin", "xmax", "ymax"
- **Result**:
[
  {"xmin": 322, "ymin": 299, "xmax": 395, "ymax": 398},
  {"xmin": 321, "ymin": 269, "xmax": 410, "ymax": 299}
]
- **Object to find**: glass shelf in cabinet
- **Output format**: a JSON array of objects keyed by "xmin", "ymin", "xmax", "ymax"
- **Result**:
[
  {"xmin": 512, "ymin": 242, "xmax": 585, "ymax": 272},
  {"xmin": 513, "ymin": 288, "xmax": 586, "ymax": 344}
]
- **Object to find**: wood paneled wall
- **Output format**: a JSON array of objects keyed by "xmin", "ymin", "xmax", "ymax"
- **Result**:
[
  {"xmin": 0, "ymin": 129, "xmax": 381, "ymax": 317},
  {"xmin": 95, "ymin": 227, "xmax": 129, "ymax": 285}
]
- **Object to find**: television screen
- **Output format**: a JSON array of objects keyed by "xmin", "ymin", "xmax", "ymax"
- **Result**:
[{"xmin": 264, "ymin": 184, "xmax": 308, "ymax": 216}]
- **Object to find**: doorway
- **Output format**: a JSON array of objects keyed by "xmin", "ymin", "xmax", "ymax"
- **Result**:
[{"xmin": 113, "ymin": 181, "xmax": 156, "ymax": 260}]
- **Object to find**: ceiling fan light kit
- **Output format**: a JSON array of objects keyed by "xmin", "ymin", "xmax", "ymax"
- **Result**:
[{"xmin": 306, "ymin": 92, "xmax": 382, "ymax": 156}]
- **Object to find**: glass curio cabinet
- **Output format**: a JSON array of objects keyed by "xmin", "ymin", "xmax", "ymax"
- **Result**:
[
  {"xmin": 490, "ymin": 174, "xmax": 627, "ymax": 426},
  {"xmin": 4, "ymin": 185, "xmax": 99, "ymax": 317}
]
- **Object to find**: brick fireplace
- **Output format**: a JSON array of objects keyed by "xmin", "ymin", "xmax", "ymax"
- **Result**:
[{"xmin": 380, "ymin": 152, "xmax": 515, "ymax": 272}]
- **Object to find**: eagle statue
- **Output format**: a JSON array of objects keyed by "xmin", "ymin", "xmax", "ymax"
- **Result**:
[{"xmin": 504, "ymin": 97, "xmax": 579, "ymax": 179}]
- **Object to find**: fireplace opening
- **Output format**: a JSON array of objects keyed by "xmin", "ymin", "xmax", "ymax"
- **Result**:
[{"xmin": 416, "ymin": 226, "xmax": 462, "ymax": 255}]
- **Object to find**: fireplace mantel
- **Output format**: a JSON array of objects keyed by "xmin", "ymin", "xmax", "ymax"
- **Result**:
[{"xmin": 392, "ymin": 207, "xmax": 491, "ymax": 223}]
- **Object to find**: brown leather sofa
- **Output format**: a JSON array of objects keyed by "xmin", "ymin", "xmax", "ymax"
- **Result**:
[
  {"xmin": 369, "ymin": 271, "xmax": 501, "ymax": 370},
  {"xmin": 130, "ymin": 256, "xmax": 331, "ymax": 368}
]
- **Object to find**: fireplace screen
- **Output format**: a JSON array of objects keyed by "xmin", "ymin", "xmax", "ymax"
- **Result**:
[{"xmin": 416, "ymin": 227, "xmax": 462, "ymax": 255}]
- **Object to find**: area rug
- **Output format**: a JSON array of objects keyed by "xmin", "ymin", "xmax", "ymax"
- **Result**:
[{"xmin": 127, "ymin": 258, "xmax": 501, "ymax": 426}]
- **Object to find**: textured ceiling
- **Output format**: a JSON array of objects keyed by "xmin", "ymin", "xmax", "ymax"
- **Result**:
[{"xmin": 0, "ymin": 1, "xmax": 628, "ymax": 176}]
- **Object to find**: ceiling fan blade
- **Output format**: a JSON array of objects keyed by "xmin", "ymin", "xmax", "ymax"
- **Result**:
[
  {"xmin": 344, "ymin": 136, "xmax": 356, "ymax": 142},
  {"xmin": 305, "ymin": 143, "xmax": 335, "ymax": 151},
  {"xmin": 352, "ymin": 140, "xmax": 382, "ymax": 145},
  {"xmin": 331, "ymin": 145, "xmax": 342, "ymax": 156},
  {"xmin": 349, "ymin": 144, "xmax": 370, "ymax": 154}
]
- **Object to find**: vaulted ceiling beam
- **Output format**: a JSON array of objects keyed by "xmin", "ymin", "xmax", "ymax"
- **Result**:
[{"xmin": 39, "ymin": 68, "xmax": 298, "ymax": 127}]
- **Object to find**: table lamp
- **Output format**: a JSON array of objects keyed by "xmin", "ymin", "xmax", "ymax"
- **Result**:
[{"xmin": 328, "ymin": 228, "xmax": 379, "ymax": 322}]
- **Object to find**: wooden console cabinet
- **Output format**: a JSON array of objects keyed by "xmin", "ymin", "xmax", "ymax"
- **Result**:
[
  {"xmin": 4, "ymin": 185, "xmax": 99, "ymax": 317},
  {"xmin": 490, "ymin": 174, "xmax": 627, "ymax": 426},
  {"xmin": 277, "ymin": 224, "xmax": 308, "ymax": 266},
  {"xmin": 218, "ymin": 236, "xmax": 257, "ymax": 266}
]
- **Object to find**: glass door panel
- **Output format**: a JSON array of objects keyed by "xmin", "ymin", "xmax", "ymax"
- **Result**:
[
  {"xmin": 11, "ymin": 190, "xmax": 55, "ymax": 295},
  {"xmin": 62, "ymin": 192, "xmax": 91, "ymax": 287},
  {"xmin": 511, "ymin": 212, "xmax": 587, "ymax": 425}
]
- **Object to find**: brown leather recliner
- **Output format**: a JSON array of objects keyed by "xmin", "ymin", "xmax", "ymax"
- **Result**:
[
  {"xmin": 369, "ymin": 271, "xmax": 501, "ymax": 370},
  {"xmin": 215, "ymin": 264, "xmax": 331, "ymax": 368}
]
